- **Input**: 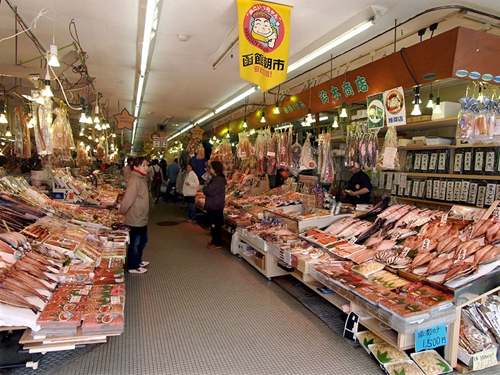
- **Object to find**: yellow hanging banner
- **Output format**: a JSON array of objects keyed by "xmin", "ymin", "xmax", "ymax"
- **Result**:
[{"xmin": 237, "ymin": 0, "xmax": 292, "ymax": 92}]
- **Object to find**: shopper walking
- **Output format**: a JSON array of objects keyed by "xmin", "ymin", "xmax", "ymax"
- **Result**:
[
  {"xmin": 165, "ymin": 158, "xmax": 179, "ymax": 202},
  {"xmin": 148, "ymin": 159, "xmax": 163, "ymax": 203},
  {"xmin": 183, "ymin": 162, "xmax": 200, "ymax": 223},
  {"xmin": 120, "ymin": 156, "xmax": 151, "ymax": 274},
  {"xmin": 203, "ymin": 160, "xmax": 226, "ymax": 249}
]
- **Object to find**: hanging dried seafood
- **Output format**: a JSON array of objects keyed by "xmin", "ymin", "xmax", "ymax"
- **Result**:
[
  {"xmin": 366, "ymin": 130, "xmax": 379, "ymax": 169},
  {"xmin": 289, "ymin": 136, "xmax": 302, "ymax": 176},
  {"xmin": 35, "ymin": 97, "xmax": 53, "ymax": 155},
  {"xmin": 278, "ymin": 130, "xmax": 291, "ymax": 169},
  {"xmin": 254, "ymin": 129, "xmax": 268, "ymax": 173},
  {"xmin": 344, "ymin": 124, "xmax": 358, "ymax": 167},
  {"xmin": 267, "ymin": 131, "xmax": 280, "ymax": 175},
  {"xmin": 319, "ymin": 132, "xmax": 334, "ymax": 183},
  {"xmin": 299, "ymin": 133, "xmax": 316, "ymax": 170},
  {"xmin": 186, "ymin": 138, "xmax": 199, "ymax": 157},
  {"xmin": 14, "ymin": 107, "xmax": 31, "ymax": 158},
  {"xmin": 237, "ymin": 131, "xmax": 250, "ymax": 159},
  {"xmin": 196, "ymin": 142, "xmax": 205, "ymax": 159},
  {"xmin": 52, "ymin": 102, "xmax": 74, "ymax": 160},
  {"xmin": 77, "ymin": 142, "xmax": 89, "ymax": 165}
]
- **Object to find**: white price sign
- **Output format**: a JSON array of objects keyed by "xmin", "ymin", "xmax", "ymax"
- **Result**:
[{"xmin": 472, "ymin": 348, "xmax": 498, "ymax": 371}]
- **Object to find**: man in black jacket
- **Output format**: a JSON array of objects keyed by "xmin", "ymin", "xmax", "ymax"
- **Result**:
[
  {"xmin": 344, "ymin": 165, "xmax": 372, "ymax": 205},
  {"xmin": 203, "ymin": 161, "xmax": 227, "ymax": 249}
]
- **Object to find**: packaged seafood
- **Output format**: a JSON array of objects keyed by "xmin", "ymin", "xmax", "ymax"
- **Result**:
[
  {"xmin": 379, "ymin": 294, "xmax": 430, "ymax": 322},
  {"xmin": 352, "ymin": 260, "xmax": 385, "ymax": 277},
  {"xmin": 411, "ymin": 350, "xmax": 452, "ymax": 375},
  {"xmin": 355, "ymin": 330, "xmax": 386, "ymax": 353},
  {"xmin": 384, "ymin": 361, "xmax": 425, "ymax": 375},
  {"xmin": 368, "ymin": 343, "xmax": 410, "ymax": 364}
]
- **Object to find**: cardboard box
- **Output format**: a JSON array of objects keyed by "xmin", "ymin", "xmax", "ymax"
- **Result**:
[
  {"xmin": 431, "ymin": 101, "xmax": 462, "ymax": 120},
  {"xmin": 398, "ymin": 139, "xmax": 413, "ymax": 147},
  {"xmin": 254, "ymin": 254, "xmax": 265, "ymax": 270}
]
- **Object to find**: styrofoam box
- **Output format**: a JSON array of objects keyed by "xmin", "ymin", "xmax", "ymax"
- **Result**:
[
  {"xmin": 431, "ymin": 101, "xmax": 462, "ymax": 120},
  {"xmin": 425, "ymin": 137, "xmax": 453, "ymax": 145},
  {"xmin": 398, "ymin": 139, "xmax": 413, "ymax": 146}
]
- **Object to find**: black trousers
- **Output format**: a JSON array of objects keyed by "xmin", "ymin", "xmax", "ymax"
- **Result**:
[{"xmin": 207, "ymin": 210, "xmax": 224, "ymax": 246}]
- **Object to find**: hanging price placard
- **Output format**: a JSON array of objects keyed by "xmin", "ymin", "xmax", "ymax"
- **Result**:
[{"xmin": 415, "ymin": 324, "xmax": 447, "ymax": 352}]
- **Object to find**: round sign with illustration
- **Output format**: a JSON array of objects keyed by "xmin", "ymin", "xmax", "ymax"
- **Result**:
[
  {"xmin": 242, "ymin": 4, "xmax": 286, "ymax": 53},
  {"xmin": 385, "ymin": 90, "xmax": 404, "ymax": 115}
]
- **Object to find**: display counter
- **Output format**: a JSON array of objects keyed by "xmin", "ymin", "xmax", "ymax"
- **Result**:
[{"xmin": 234, "ymin": 201, "xmax": 500, "ymax": 373}]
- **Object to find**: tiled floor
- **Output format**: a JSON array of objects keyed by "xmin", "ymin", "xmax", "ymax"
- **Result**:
[{"xmin": 7, "ymin": 202, "xmax": 500, "ymax": 374}]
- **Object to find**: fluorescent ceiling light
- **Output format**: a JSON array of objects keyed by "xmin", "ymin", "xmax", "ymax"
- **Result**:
[
  {"xmin": 288, "ymin": 19, "xmax": 374, "ymax": 74},
  {"xmin": 215, "ymin": 87, "xmax": 256, "ymax": 114},
  {"xmin": 179, "ymin": 124, "xmax": 194, "ymax": 134},
  {"xmin": 197, "ymin": 112, "xmax": 214, "ymax": 124},
  {"xmin": 132, "ymin": 0, "xmax": 162, "ymax": 144}
]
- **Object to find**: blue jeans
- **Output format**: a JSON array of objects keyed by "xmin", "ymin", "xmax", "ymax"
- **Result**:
[
  {"xmin": 128, "ymin": 231, "xmax": 148, "ymax": 269},
  {"xmin": 187, "ymin": 202, "xmax": 196, "ymax": 220}
]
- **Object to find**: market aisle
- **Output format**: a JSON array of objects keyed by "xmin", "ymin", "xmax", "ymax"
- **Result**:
[{"xmin": 19, "ymin": 201, "xmax": 490, "ymax": 375}]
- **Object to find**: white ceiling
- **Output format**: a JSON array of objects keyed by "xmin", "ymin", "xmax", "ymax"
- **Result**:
[{"xmin": 1, "ymin": 0, "xmax": 499, "ymax": 153}]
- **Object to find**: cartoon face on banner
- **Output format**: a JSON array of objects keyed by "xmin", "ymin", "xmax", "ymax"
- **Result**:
[{"xmin": 243, "ymin": 4, "xmax": 285, "ymax": 52}]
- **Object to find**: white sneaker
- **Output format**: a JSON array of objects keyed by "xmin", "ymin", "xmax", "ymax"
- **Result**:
[
  {"xmin": 140, "ymin": 261, "xmax": 150, "ymax": 267},
  {"xmin": 128, "ymin": 267, "xmax": 148, "ymax": 274}
]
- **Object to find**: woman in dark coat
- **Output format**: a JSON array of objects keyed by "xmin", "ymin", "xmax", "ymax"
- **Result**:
[{"xmin": 203, "ymin": 161, "xmax": 226, "ymax": 249}]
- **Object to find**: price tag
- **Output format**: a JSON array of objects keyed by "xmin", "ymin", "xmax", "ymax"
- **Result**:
[
  {"xmin": 422, "ymin": 238, "xmax": 431, "ymax": 251},
  {"xmin": 349, "ymin": 236, "xmax": 358, "ymax": 244},
  {"xmin": 440, "ymin": 213, "xmax": 448, "ymax": 226},
  {"xmin": 401, "ymin": 247, "xmax": 411, "ymax": 257},
  {"xmin": 415, "ymin": 323, "xmax": 447, "ymax": 352},
  {"xmin": 457, "ymin": 247, "xmax": 467, "ymax": 260},
  {"xmin": 472, "ymin": 348, "xmax": 498, "ymax": 371}
]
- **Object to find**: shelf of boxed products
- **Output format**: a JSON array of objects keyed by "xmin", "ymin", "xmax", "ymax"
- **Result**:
[
  {"xmin": 392, "ymin": 175, "xmax": 500, "ymax": 208},
  {"xmin": 404, "ymin": 172, "xmax": 500, "ymax": 181}
]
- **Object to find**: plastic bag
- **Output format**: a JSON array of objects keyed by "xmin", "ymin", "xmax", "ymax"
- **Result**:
[
  {"xmin": 319, "ymin": 133, "xmax": 334, "ymax": 183},
  {"xmin": 376, "ymin": 126, "xmax": 400, "ymax": 170},
  {"xmin": 299, "ymin": 133, "xmax": 316, "ymax": 170},
  {"xmin": 14, "ymin": 107, "xmax": 31, "ymax": 158},
  {"xmin": 35, "ymin": 97, "xmax": 53, "ymax": 155}
]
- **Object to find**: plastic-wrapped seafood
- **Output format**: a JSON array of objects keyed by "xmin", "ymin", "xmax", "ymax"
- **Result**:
[
  {"xmin": 35, "ymin": 97, "xmax": 54, "ymax": 155},
  {"xmin": 299, "ymin": 133, "xmax": 316, "ymax": 170},
  {"xmin": 376, "ymin": 126, "xmax": 399, "ymax": 170},
  {"xmin": 14, "ymin": 107, "xmax": 31, "ymax": 158}
]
